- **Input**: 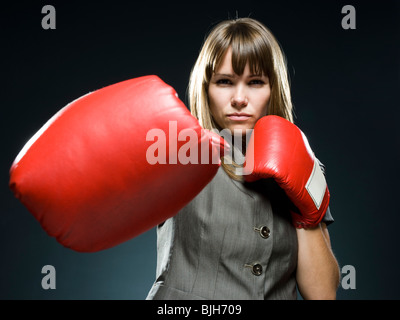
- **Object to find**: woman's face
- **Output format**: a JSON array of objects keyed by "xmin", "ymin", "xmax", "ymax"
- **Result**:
[{"xmin": 208, "ymin": 47, "xmax": 271, "ymax": 136}]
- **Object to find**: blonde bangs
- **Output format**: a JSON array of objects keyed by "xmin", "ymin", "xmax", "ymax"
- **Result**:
[{"xmin": 205, "ymin": 22, "xmax": 274, "ymax": 87}]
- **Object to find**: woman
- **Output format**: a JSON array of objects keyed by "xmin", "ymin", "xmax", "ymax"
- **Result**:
[{"xmin": 146, "ymin": 17, "xmax": 340, "ymax": 300}]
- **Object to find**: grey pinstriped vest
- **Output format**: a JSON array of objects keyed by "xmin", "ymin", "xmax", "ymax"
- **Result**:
[{"xmin": 146, "ymin": 166, "xmax": 333, "ymax": 300}]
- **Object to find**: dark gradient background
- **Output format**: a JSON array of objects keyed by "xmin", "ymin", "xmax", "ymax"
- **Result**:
[{"xmin": 1, "ymin": 0, "xmax": 399, "ymax": 300}]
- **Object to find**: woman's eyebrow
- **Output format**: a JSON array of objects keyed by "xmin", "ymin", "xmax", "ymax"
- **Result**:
[
  {"xmin": 213, "ymin": 73, "xmax": 268, "ymax": 79},
  {"xmin": 213, "ymin": 73, "xmax": 236, "ymax": 78}
]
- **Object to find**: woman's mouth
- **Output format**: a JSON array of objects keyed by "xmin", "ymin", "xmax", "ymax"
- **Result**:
[{"xmin": 227, "ymin": 113, "xmax": 251, "ymax": 121}]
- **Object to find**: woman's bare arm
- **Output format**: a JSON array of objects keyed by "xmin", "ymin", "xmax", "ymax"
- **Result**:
[{"xmin": 296, "ymin": 222, "xmax": 340, "ymax": 300}]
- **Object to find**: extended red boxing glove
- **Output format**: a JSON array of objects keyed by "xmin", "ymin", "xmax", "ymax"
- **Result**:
[
  {"xmin": 9, "ymin": 75, "xmax": 227, "ymax": 252},
  {"xmin": 244, "ymin": 115, "xmax": 330, "ymax": 229}
]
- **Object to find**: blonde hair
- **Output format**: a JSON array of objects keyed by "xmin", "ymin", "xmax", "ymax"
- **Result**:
[{"xmin": 188, "ymin": 17, "xmax": 294, "ymax": 180}]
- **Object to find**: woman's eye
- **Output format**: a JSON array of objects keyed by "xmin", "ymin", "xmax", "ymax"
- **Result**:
[
  {"xmin": 216, "ymin": 79, "xmax": 232, "ymax": 85},
  {"xmin": 249, "ymin": 79, "xmax": 264, "ymax": 85}
]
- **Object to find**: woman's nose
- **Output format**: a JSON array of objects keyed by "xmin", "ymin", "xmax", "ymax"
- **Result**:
[{"xmin": 231, "ymin": 86, "xmax": 248, "ymax": 109}]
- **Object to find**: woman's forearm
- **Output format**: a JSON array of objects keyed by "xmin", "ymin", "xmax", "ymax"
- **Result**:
[{"xmin": 296, "ymin": 223, "xmax": 340, "ymax": 300}]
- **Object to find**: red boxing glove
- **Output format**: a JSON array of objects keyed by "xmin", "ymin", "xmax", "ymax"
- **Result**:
[
  {"xmin": 244, "ymin": 116, "xmax": 330, "ymax": 229},
  {"xmin": 9, "ymin": 75, "xmax": 227, "ymax": 252}
]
